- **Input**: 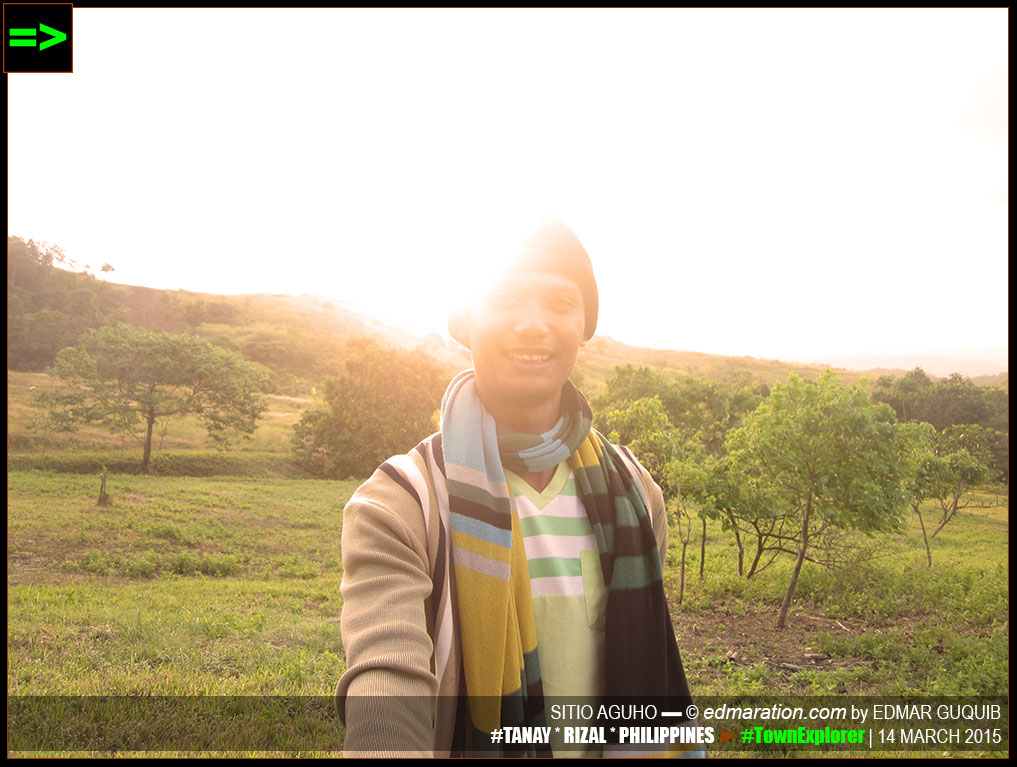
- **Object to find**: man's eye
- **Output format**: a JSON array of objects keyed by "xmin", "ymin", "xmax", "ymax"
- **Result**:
[
  {"xmin": 548, "ymin": 297, "xmax": 578, "ymax": 311},
  {"xmin": 491, "ymin": 292, "xmax": 520, "ymax": 308}
]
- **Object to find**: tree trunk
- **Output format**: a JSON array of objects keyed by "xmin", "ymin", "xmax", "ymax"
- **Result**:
[
  {"xmin": 777, "ymin": 494, "xmax": 811, "ymax": 629},
  {"xmin": 931, "ymin": 496, "xmax": 960, "ymax": 540},
  {"xmin": 142, "ymin": 414, "xmax": 155, "ymax": 474},
  {"xmin": 698, "ymin": 518, "xmax": 706, "ymax": 579},
  {"xmin": 747, "ymin": 533, "xmax": 765, "ymax": 578},
  {"xmin": 97, "ymin": 464, "xmax": 109, "ymax": 506},
  {"xmin": 728, "ymin": 514, "xmax": 744, "ymax": 576},
  {"xmin": 678, "ymin": 541, "xmax": 688, "ymax": 604},
  {"xmin": 915, "ymin": 504, "xmax": 932, "ymax": 568}
]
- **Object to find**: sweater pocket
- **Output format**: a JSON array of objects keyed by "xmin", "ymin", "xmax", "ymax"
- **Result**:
[{"xmin": 580, "ymin": 549, "xmax": 607, "ymax": 630}]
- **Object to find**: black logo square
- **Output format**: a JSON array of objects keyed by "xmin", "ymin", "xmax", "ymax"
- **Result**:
[{"xmin": 4, "ymin": 3, "xmax": 73, "ymax": 73}]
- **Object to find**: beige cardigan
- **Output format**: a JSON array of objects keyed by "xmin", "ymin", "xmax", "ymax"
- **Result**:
[{"xmin": 335, "ymin": 433, "xmax": 668, "ymax": 757}]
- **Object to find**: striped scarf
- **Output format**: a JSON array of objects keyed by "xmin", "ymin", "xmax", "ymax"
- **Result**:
[{"xmin": 440, "ymin": 370, "xmax": 693, "ymax": 755}]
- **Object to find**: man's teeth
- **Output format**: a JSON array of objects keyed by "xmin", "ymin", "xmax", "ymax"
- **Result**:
[{"xmin": 509, "ymin": 353, "xmax": 550, "ymax": 363}]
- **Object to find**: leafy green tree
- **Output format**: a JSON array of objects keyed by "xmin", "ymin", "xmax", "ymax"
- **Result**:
[
  {"xmin": 900, "ymin": 422, "xmax": 950, "ymax": 568},
  {"xmin": 597, "ymin": 366, "xmax": 766, "ymax": 576},
  {"xmin": 291, "ymin": 339, "xmax": 448, "ymax": 479},
  {"xmin": 726, "ymin": 372, "xmax": 908, "ymax": 628},
  {"xmin": 597, "ymin": 365, "xmax": 768, "ymax": 577},
  {"xmin": 8, "ymin": 236, "xmax": 66, "ymax": 291},
  {"xmin": 665, "ymin": 377, "xmax": 767, "ymax": 575},
  {"xmin": 938, "ymin": 423, "xmax": 990, "ymax": 461},
  {"xmin": 604, "ymin": 396, "xmax": 746, "ymax": 593},
  {"xmin": 594, "ymin": 365, "xmax": 671, "ymax": 411},
  {"xmin": 688, "ymin": 453, "xmax": 776, "ymax": 579},
  {"xmin": 873, "ymin": 368, "xmax": 936, "ymax": 424},
  {"xmin": 602, "ymin": 395, "xmax": 681, "ymax": 493},
  {"xmin": 7, "ymin": 308, "xmax": 82, "ymax": 371},
  {"xmin": 38, "ymin": 324, "xmax": 270, "ymax": 473},
  {"xmin": 181, "ymin": 299, "xmax": 207, "ymax": 333},
  {"xmin": 900, "ymin": 422, "xmax": 991, "ymax": 568},
  {"xmin": 595, "ymin": 365, "xmax": 766, "ymax": 458},
  {"xmin": 927, "ymin": 374, "xmax": 992, "ymax": 431},
  {"xmin": 667, "ymin": 376, "xmax": 766, "ymax": 458},
  {"xmin": 930, "ymin": 449, "xmax": 990, "ymax": 540},
  {"xmin": 662, "ymin": 442, "xmax": 717, "ymax": 600},
  {"xmin": 874, "ymin": 368, "xmax": 1008, "ymax": 483}
]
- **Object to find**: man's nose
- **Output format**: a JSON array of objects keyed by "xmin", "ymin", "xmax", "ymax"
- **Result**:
[{"xmin": 512, "ymin": 298, "xmax": 551, "ymax": 337}]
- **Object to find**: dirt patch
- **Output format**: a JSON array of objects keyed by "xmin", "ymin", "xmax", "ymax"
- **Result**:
[{"xmin": 673, "ymin": 601, "xmax": 879, "ymax": 690}]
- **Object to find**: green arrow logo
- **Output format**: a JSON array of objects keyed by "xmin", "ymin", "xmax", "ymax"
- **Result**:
[
  {"xmin": 39, "ymin": 24, "xmax": 67, "ymax": 51},
  {"xmin": 8, "ymin": 23, "xmax": 67, "ymax": 51}
]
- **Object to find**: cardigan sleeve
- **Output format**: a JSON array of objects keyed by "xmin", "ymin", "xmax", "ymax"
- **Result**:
[
  {"xmin": 636, "ymin": 462, "xmax": 669, "ymax": 567},
  {"xmin": 645, "ymin": 467, "xmax": 669, "ymax": 568},
  {"xmin": 334, "ymin": 469, "xmax": 438, "ymax": 757},
  {"xmin": 616, "ymin": 446, "xmax": 670, "ymax": 566}
]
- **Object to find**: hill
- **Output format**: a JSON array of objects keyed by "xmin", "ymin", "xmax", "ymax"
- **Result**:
[
  {"xmin": 103, "ymin": 285, "xmax": 1008, "ymax": 396},
  {"xmin": 164, "ymin": 292, "xmax": 934, "ymax": 396},
  {"xmin": 8, "ymin": 235, "xmax": 1006, "ymax": 397}
]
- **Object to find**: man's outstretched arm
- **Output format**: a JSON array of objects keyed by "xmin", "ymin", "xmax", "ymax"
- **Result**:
[{"xmin": 336, "ymin": 472, "xmax": 437, "ymax": 757}]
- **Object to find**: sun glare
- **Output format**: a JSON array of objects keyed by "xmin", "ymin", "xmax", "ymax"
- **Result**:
[{"xmin": 5, "ymin": 8, "xmax": 1007, "ymax": 368}]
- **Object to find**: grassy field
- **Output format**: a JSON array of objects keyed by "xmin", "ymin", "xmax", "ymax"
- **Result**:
[
  {"xmin": 7, "ymin": 370, "xmax": 311, "ymax": 456},
  {"xmin": 7, "ymin": 369, "xmax": 316, "ymax": 482},
  {"xmin": 7, "ymin": 468, "xmax": 1007, "ymax": 756},
  {"xmin": 8, "ymin": 471, "xmax": 357, "ymax": 756},
  {"xmin": 663, "ymin": 490, "xmax": 1008, "ymax": 699}
]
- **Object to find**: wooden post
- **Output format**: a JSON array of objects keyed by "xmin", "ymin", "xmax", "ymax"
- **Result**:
[{"xmin": 97, "ymin": 464, "xmax": 109, "ymax": 506}]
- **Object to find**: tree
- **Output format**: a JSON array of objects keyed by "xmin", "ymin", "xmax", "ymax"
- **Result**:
[
  {"xmin": 180, "ymin": 298, "xmax": 207, "ymax": 333},
  {"xmin": 693, "ymin": 453, "xmax": 780, "ymax": 579},
  {"xmin": 900, "ymin": 422, "xmax": 949, "ymax": 568},
  {"xmin": 726, "ymin": 372, "xmax": 908, "ymax": 628},
  {"xmin": 663, "ymin": 442, "xmax": 715, "ymax": 601},
  {"xmin": 291, "ymin": 338, "xmax": 448, "ymax": 479},
  {"xmin": 37, "ymin": 324, "xmax": 270, "ymax": 473},
  {"xmin": 666, "ymin": 376, "xmax": 766, "ymax": 458},
  {"xmin": 602, "ymin": 396, "xmax": 682, "ymax": 493},
  {"xmin": 594, "ymin": 365, "xmax": 673, "ymax": 417},
  {"xmin": 939, "ymin": 423, "xmax": 1001, "ymax": 477},
  {"xmin": 603, "ymin": 396, "xmax": 718, "ymax": 599},
  {"xmin": 594, "ymin": 365, "xmax": 766, "ymax": 457},
  {"xmin": 927, "ymin": 374, "xmax": 992, "ymax": 432},
  {"xmin": 873, "ymin": 368, "xmax": 1008, "ymax": 484},
  {"xmin": 873, "ymin": 368, "xmax": 936, "ymax": 424},
  {"xmin": 930, "ymin": 449, "xmax": 990, "ymax": 541},
  {"xmin": 900, "ymin": 422, "xmax": 990, "ymax": 568},
  {"xmin": 596, "ymin": 366, "xmax": 769, "ymax": 577}
]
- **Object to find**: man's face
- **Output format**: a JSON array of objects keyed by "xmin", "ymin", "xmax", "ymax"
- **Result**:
[{"xmin": 468, "ymin": 270, "xmax": 586, "ymax": 419}]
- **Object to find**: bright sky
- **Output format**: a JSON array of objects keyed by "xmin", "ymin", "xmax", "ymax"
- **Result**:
[{"xmin": 7, "ymin": 9, "xmax": 1008, "ymax": 369}]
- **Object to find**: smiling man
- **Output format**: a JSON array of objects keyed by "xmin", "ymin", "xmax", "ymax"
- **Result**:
[{"xmin": 335, "ymin": 220, "xmax": 696, "ymax": 757}]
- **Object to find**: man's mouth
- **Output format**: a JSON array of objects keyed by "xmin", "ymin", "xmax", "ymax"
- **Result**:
[{"xmin": 507, "ymin": 352, "xmax": 552, "ymax": 364}]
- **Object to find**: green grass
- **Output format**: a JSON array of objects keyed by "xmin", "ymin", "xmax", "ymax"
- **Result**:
[
  {"xmin": 7, "ymin": 470, "xmax": 1008, "ymax": 756},
  {"xmin": 9, "ymin": 578, "xmax": 343, "ymax": 695},
  {"xmin": 7, "ymin": 450, "xmax": 311, "ymax": 478},
  {"xmin": 8, "ymin": 472, "xmax": 354, "ymax": 583},
  {"xmin": 8, "ymin": 471, "xmax": 358, "ymax": 755},
  {"xmin": 664, "ymin": 494, "xmax": 1009, "ymax": 702},
  {"xmin": 661, "ymin": 495, "xmax": 1008, "ymax": 758}
]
